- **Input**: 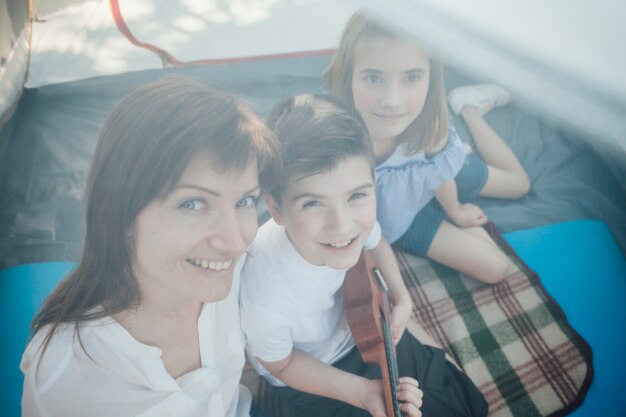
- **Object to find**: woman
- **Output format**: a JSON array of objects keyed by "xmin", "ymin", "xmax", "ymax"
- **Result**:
[{"xmin": 20, "ymin": 77, "xmax": 280, "ymax": 417}]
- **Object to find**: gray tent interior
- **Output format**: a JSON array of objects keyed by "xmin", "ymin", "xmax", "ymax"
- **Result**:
[
  {"xmin": 0, "ymin": 0, "xmax": 625, "ymax": 267},
  {"xmin": 1, "ymin": 54, "xmax": 625, "ymax": 269},
  {"xmin": 1, "ymin": 2, "xmax": 626, "ymax": 417}
]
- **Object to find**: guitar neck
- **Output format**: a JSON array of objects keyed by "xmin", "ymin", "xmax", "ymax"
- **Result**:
[
  {"xmin": 374, "ymin": 268, "xmax": 404, "ymax": 417},
  {"xmin": 343, "ymin": 252, "xmax": 404, "ymax": 417}
]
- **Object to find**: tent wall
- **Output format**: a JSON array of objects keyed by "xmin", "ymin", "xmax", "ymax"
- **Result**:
[
  {"xmin": 0, "ymin": 0, "xmax": 29, "ymax": 126},
  {"xmin": 1, "ymin": 0, "xmax": 625, "ymax": 266},
  {"xmin": 9, "ymin": 0, "xmax": 626, "ymax": 158},
  {"xmin": 363, "ymin": 0, "xmax": 626, "ymax": 160},
  {"xmin": 1, "ymin": 57, "xmax": 625, "ymax": 269},
  {"xmin": 26, "ymin": 0, "xmax": 356, "ymax": 87}
]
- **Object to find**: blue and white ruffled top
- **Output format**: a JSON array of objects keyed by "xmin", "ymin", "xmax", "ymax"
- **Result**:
[{"xmin": 375, "ymin": 126, "xmax": 466, "ymax": 243}]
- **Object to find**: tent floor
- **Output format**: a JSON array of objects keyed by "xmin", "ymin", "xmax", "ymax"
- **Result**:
[{"xmin": 2, "ymin": 219, "xmax": 624, "ymax": 416}]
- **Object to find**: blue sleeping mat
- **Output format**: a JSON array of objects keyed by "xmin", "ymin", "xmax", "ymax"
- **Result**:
[
  {"xmin": 1, "ymin": 220, "xmax": 624, "ymax": 416},
  {"xmin": 504, "ymin": 220, "xmax": 626, "ymax": 417},
  {"xmin": 1, "ymin": 262, "xmax": 75, "ymax": 417}
]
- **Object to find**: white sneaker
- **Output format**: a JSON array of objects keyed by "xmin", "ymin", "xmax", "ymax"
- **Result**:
[{"xmin": 447, "ymin": 84, "xmax": 511, "ymax": 116}]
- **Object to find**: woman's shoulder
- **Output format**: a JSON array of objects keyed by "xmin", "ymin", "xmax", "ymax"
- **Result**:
[
  {"xmin": 21, "ymin": 315, "xmax": 166, "ymax": 394},
  {"xmin": 20, "ymin": 316, "xmax": 175, "ymax": 417},
  {"xmin": 21, "ymin": 325, "xmax": 81, "ymax": 416},
  {"xmin": 21, "ymin": 322, "xmax": 81, "ymax": 390},
  {"xmin": 21, "ymin": 313, "xmax": 139, "ymax": 375},
  {"xmin": 23, "ymin": 321, "xmax": 77, "ymax": 356}
]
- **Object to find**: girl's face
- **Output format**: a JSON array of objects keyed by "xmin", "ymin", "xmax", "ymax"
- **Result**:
[
  {"xmin": 129, "ymin": 152, "xmax": 260, "ymax": 306},
  {"xmin": 351, "ymin": 38, "xmax": 430, "ymax": 146}
]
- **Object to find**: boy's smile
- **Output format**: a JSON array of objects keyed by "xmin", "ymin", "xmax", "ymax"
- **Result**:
[{"xmin": 266, "ymin": 156, "xmax": 377, "ymax": 270}]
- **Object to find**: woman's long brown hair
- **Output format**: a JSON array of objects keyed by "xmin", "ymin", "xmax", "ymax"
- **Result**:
[{"xmin": 30, "ymin": 76, "xmax": 280, "ymax": 361}]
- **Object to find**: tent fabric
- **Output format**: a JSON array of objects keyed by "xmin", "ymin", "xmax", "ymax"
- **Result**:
[
  {"xmin": 16, "ymin": 0, "xmax": 626, "ymax": 159},
  {"xmin": 363, "ymin": 0, "xmax": 626, "ymax": 158},
  {"xmin": 1, "ymin": 56, "xmax": 625, "ymax": 269},
  {"xmin": 25, "ymin": 0, "xmax": 354, "ymax": 87},
  {"xmin": 0, "ymin": 56, "xmax": 328, "ymax": 267},
  {"xmin": 1, "ymin": 0, "xmax": 625, "ymax": 265},
  {"xmin": 0, "ymin": 0, "xmax": 29, "ymax": 126}
]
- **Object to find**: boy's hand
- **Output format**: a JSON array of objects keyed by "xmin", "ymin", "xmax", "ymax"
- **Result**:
[
  {"xmin": 361, "ymin": 378, "xmax": 423, "ymax": 417},
  {"xmin": 448, "ymin": 203, "xmax": 487, "ymax": 228},
  {"xmin": 398, "ymin": 377, "xmax": 424, "ymax": 417},
  {"xmin": 390, "ymin": 300, "xmax": 412, "ymax": 345}
]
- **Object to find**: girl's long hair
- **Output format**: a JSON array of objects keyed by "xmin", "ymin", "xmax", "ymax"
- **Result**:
[{"xmin": 324, "ymin": 10, "xmax": 449, "ymax": 154}]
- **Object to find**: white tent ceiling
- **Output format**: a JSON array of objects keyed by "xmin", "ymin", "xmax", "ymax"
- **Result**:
[
  {"xmin": 26, "ymin": 0, "xmax": 357, "ymax": 87},
  {"xmin": 1, "ymin": 0, "xmax": 625, "ymax": 155},
  {"xmin": 363, "ymin": 0, "xmax": 626, "ymax": 154}
]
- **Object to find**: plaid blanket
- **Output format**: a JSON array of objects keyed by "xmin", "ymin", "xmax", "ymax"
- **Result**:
[
  {"xmin": 246, "ymin": 226, "xmax": 593, "ymax": 417},
  {"xmin": 396, "ymin": 226, "xmax": 593, "ymax": 417}
]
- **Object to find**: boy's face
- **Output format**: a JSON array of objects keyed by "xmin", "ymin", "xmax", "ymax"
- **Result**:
[{"xmin": 266, "ymin": 156, "xmax": 376, "ymax": 270}]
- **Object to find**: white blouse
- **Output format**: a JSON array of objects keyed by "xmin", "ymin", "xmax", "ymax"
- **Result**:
[
  {"xmin": 21, "ymin": 259, "xmax": 251, "ymax": 417},
  {"xmin": 375, "ymin": 125, "xmax": 466, "ymax": 243}
]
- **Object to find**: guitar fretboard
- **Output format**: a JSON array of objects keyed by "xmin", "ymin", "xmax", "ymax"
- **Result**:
[{"xmin": 377, "ymin": 263, "xmax": 404, "ymax": 417}]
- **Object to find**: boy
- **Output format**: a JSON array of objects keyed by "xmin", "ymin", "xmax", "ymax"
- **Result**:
[{"xmin": 240, "ymin": 94, "xmax": 487, "ymax": 417}]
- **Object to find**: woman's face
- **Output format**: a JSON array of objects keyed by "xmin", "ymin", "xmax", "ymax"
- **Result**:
[{"xmin": 129, "ymin": 152, "xmax": 260, "ymax": 305}]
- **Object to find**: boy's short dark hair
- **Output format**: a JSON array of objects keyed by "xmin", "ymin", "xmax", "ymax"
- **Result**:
[{"xmin": 266, "ymin": 93, "xmax": 375, "ymax": 202}]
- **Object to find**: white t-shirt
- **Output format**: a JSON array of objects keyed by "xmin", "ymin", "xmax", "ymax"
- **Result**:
[
  {"xmin": 21, "ymin": 258, "xmax": 251, "ymax": 417},
  {"xmin": 375, "ymin": 125, "xmax": 466, "ymax": 243},
  {"xmin": 240, "ymin": 219, "xmax": 382, "ymax": 386}
]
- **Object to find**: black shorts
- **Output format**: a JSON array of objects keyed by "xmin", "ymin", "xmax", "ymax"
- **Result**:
[
  {"xmin": 261, "ymin": 332, "xmax": 488, "ymax": 417},
  {"xmin": 395, "ymin": 154, "xmax": 489, "ymax": 256}
]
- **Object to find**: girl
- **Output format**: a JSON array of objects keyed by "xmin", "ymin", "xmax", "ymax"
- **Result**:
[
  {"xmin": 21, "ymin": 77, "xmax": 279, "ymax": 417},
  {"xmin": 324, "ymin": 11, "xmax": 530, "ymax": 284}
]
